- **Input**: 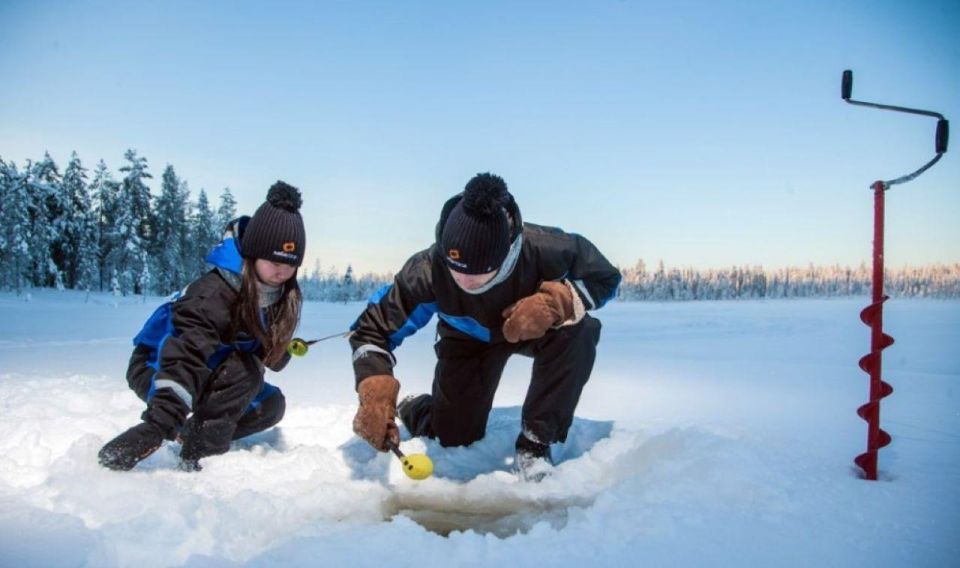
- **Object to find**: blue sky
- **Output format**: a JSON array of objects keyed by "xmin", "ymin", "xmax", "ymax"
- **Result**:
[{"xmin": 1, "ymin": 0, "xmax": 957, "ymax": 274}]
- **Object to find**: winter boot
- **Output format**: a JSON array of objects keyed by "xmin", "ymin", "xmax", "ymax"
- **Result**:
[
  {"xmin": 514, "ymin": 432, "xmax": 554, "ymax": 482},
  {"xmin": 98, "ymin": 421, "xmax": 165, "ymax": 471},
  {"xmin": 396, "ymin": 393, "xmax": 432, "ymax": 437},
  {"xmin": 177, "ymin": 457, "xmax": 202, "ymax": 472}
]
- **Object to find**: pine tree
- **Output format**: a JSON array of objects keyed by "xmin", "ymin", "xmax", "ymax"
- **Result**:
[
  {"xmin": 138, "ymin": 249, "xmax": 151, "ymax": 302},
  {"xmin": 340, "ymin": 264, "xmax": 356, "ymax": 303},
  {"xmin": 117, "ymin": 150, "xmax": 153, "ymax": 294},
  {"xmin": 176, "ymin": 180, "xmax": 194, "ymax": 284},
  {"xmin": 42, "ymin": 152, "xmax": 77, "ymax": 289},
  {"xmin": 108, "ymin": 192, "xmax": 141, "ymax": 295},
  {"xmin": 75, "ymin": 195, "xmax": 100, "ymax": 297},
  {"xmin": 119, "ymin": 149, "xmax": 153, "ymax": 242},
  {"xmin": 89, "ymin": 160, "xmax": 119, "ymax": 292},
  {"xmin": 73, "ymin": 166, "xmax": 101, "ymax": 295},
  {"xmin": 27, "ymin": 155, "xmax": 61, "ymax": 288},
  {"xmin": 190, "ymin": 189, "xmax": 219, "ymax": 279},
  {"xmin": 151, "ymin": 165, "xmax": 189, "ymax": 294},
  {"xmin": 0, "ymin": 160, "xmax": 34, "ymax": 293},
  {"xmin": 60, "ymin": 152, "xmax": 90, "ymax": 288},
  {"xmin": 217, "ymin": 187, "xmax": 237, "ymax": 234}
]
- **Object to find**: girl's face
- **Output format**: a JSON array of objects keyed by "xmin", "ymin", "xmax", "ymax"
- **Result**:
[
  {"xmin": 254, "ymin": 259, "xmax": 296, "ymax": 287},
  {"xmin": 449, "ymin": 268, "xmax": 497, "ymax": 291}
]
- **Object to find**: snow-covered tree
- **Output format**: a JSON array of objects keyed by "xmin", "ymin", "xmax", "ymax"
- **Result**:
[
  {"xmin": 107, "ymin": 193, "xmax": 142, "ymax": 295},
  {"xmin": 190, "ymin": 189, "xmax": 219, "ymax": 280},
  {"xmin": 138, "ymin": 250, "xmax": 151, "ymax": 302},
  {"xmin": 117, "ymin": 150, "xmax": 153, "ymax": 294},
  {"xmin": 216, "ymin": 187, "xmax": 237, "ymax": 234},
  {"xmin": 75, "ymin": 204, "xmax": 100, "ymax": 298},
  {"xmin": 151, "ymin": 165, "xmax": 190, "ymax": 294},
  {"xmin": 0, "ymin": 160, "xmax": 34, "ymax": 293},
  {"xmin": 28, "ymin": 154, "xmax": 61, "ymax": 288},
  {"xmin": 89, "ymin": 160, "xmax": 120, "ymax": 292},
  {"xmin": 59, "ymin": 152, "xmax": 93, "ymax": 289},
  {"xmin": 118, "ymin": 149, "xmax": 153, "ymax": 243}
]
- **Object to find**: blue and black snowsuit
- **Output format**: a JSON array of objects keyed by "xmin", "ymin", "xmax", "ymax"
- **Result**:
[
  {"xmin": 128, "ymin": 218, "xmax": 288, "ymax": 461},
  {"xmin": 350, "ymin": 193, "xmax": 621, "ymax": 448}
]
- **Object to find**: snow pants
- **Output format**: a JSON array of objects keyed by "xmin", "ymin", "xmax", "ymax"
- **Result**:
[
  {"xmin": 127, "ymin": 347, "xmax": 286, "ymax": 460},
  {"xmin": 399, "ymin": 315, "xmax": 601, "ymax": 447}
]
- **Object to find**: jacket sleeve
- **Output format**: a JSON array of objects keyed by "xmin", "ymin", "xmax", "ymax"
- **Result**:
[
  {"xmin": 349, "ymin": 250, "xmax": 436, "ymax": 386},
  {"xmin": 151, "ymin": 284, "xmax": 230, "ymax": 410},
  {"xmin": 543, "ymin": 231, "xmax": 621, "ymax": 310}
]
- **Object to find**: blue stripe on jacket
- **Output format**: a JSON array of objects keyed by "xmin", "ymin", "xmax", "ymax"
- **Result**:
[
  {"xmin": 437, "ymin": 313, "xmax": 491, "ymax": 343},
  {"xmin": 360, "ymin": 284, "xmax": 494, "ymax": 349},
  {"xmin": 387, "ymin": 302, "xmax": 438, "ymax": 350}
]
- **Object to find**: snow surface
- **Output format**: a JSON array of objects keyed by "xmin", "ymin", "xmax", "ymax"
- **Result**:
[{"xmin": 1, "ymin": 290, "xmax": 958, "ymax": 567}]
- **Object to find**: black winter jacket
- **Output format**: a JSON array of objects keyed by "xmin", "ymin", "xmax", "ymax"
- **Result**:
[
  {"xmin": 131, "ymin": 223, "xmax": 288, "ymax": 411},
  {"xmin": 349, "ymin": 194, "xmax": 621, "ymax": 385}
]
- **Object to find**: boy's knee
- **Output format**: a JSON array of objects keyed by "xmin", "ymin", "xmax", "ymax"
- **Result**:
[{"xmin": 433, "ymin": 405, "xmax": 487, "ymax": 448}]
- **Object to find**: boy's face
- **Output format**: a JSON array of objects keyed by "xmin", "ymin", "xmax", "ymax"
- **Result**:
[
  {"xmin": 254, "ymin": 259, "xmax": 296, "ymax": 287},
  {"xmin": 449, "ymin": 268, "xmax": 497, "ymax": 291}
]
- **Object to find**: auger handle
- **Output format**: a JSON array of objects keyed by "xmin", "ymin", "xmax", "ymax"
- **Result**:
[
  {"xmin": 841, "ymin": 69, "xmax": 949, "ymax": 188},
  {"xmin": 936, "ymin": 119, "xmax": 949, "ymax": 154}
]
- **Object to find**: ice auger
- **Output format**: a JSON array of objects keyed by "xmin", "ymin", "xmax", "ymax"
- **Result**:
[{"xmin": 841, "ymin": 70, "xmax": 949, "ymax": 480}]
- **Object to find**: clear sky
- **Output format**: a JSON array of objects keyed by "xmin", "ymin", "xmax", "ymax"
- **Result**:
[{"xmin": 1, "ymin": 0, "xmax": 958, "ymax": 275}]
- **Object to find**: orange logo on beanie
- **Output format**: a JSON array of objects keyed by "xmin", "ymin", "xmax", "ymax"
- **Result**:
[
  {"xmin": 448, "ymin": 249, "xmax": 461, "ymax": 260},
  {"xmin": 282, "ymin": 242, "xmax": 296, "ymax": 252}
]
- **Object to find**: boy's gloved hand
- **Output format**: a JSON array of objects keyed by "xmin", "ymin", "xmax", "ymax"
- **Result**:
[
  {"xmin": 98, "ymin": 421, "xmax": 165, "ymax": 471},
  {"xmin": 352, "ymin": 374, "xmax": 400, "ymax": 451},
  {"xmin": 502, "ymin": 281, "xmax": 574, "ymax": 343}
]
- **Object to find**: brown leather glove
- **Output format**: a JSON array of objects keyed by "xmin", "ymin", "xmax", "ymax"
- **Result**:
[
  {"xmin": 352, "ymin": 374, "xmax": 401, "ymax": 451},
  {"xmin": 502, "ymin": 281, "xmax": 575, "ymax": 343}
]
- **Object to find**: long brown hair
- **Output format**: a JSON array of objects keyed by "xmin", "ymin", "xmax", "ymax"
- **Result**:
[{"xmin": 233, "ymin": 259, "xmax": 302, "ymax": 366}]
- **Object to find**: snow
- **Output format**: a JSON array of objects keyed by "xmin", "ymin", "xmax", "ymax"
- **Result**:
[{"xmin": 1, "ymin": 290, "xmax": 958, "ymax": 567}]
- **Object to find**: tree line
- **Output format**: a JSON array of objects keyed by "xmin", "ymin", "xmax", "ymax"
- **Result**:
[
  {"xmin": 618, "ymin": 260, "xmax": 960, "ymax": 300},
  {"xmin": 2, "ymin": 150, "xmax": 957, "ymax": 302},
  {"xmin": 0, "ymin": 150, "xmax": 233, "ymax": 296},
  {"xmin": 0, "ymin": 150, "xmax": 392, "ymax": 302}
]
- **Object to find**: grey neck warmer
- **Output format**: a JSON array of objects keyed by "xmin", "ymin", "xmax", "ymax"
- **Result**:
[
  {"xmin": 216, "ymin": 267, "xmax": 283, "ymax": 308},
  {"xmin": 455, "ymin": 233, "xmax": 523, "ymax": 295},
  {"xmin": 258, "ymin": 282, "xmax": 282, "ymax": 308}
]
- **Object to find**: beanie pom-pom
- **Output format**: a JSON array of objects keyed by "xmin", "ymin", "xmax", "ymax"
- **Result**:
[
  {"xmin": 267, "ymin": 181, "xmax": 302, "ymax": 213},
  {"xmin": 462, "ymin": 173, "xmax": 509, "ymax": 218}
]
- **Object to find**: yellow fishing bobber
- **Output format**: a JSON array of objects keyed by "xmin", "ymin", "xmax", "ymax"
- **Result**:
[
  {"xmin": 287, "ymin": 338, "xmax": 309, "ymax": 357},
  {"xmin": 400, "ymin": 453, "xmax": 434, "ymax": 480}
]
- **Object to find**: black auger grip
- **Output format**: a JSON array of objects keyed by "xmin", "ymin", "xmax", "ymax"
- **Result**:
[{"xmin": 936, "ymin": 119, "xmax": 949, "ymax": 154}]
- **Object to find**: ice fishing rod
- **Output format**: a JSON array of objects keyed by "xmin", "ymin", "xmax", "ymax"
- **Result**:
[
  {"xmin": 386, "ymin": 440, "xmax": 434, "ymax": 480},
  {"xmin": 286, "ymin": 330, "xmax": 354, "ymax": 357},
  {"xmin": 841, "ymin": 69, "xmax": 949, "ymax": 481}
]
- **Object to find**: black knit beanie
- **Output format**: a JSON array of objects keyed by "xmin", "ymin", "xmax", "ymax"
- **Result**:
[
  {"xmin": 240, "ymin": 181, "xmax": 306, "ymax": 267},
  {"xmin": 440, "ymin": 173, "xmax": 512, "ymax": 275}
]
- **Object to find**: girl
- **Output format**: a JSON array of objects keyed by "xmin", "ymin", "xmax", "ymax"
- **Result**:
[{"xmin": 99, "ymin": 181, "xmax": 306, "ymax": 471}]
